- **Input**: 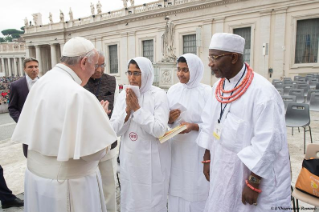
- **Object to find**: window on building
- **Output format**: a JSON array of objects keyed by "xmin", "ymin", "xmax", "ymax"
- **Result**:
[
  {"xmin": 143, "ymin": 40, "xmax": 154, "ymax": 62},
  {"xmin": 295, "ymin": 18, "xmax": 319, "ymax": 64},
  {"xmin": 234, "ymin": 27, "xmax": 251, "ymax": 65},
  {"xmin": 109, "ymin": 45, "xmax": 118, "ymax": 74},
  {"xmin": 183, "ymin": 34, "xmax": 197, "ymax": 54}
]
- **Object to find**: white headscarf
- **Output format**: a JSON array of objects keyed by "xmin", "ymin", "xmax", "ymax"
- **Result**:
[
  {"xmin": 129, "ymin": 57, "xmax": 154, "ymax": 94},
  {"xmin": 177, "ymin": 53, "xmax": 204, "ymax": 89}
]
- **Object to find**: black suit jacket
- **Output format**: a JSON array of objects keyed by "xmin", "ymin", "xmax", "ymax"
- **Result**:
[{"xmin": 8, "ymin": 77, "xmax": 29, "ymax": 123}]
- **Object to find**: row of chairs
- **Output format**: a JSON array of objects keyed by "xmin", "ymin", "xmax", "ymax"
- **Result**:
[
  {"xmin": 281, "ymin": 91, "xmax": 319, "ymax": 111},
  {"xmin": 283, "ymin": 75, "xmax": 319, "ymax": 211}
]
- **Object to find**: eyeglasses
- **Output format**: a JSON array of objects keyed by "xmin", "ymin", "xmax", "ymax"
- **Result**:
[
  {"xmin": 208, "ymin": 53, "xmax": 233, "ymax": 62},
  {"xmin": 177, "ymin": 67, "xmax": 189, "ymax": 73},
  {"xmin": 125, "ymin": 71, "xmax": 142, "ymax": 76},
  {"xmin": 95, "ymin": 64, "xmax": 105, "ymax": 69}
]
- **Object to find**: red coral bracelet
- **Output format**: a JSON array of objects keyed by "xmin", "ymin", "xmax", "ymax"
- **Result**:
[
  {"xmin": 245, "ymin": 180, "xmax": 262, "ymax": 193},
  {"xmin": 201, "ymin": 160, "xmax": 211, "ymax": 164}
]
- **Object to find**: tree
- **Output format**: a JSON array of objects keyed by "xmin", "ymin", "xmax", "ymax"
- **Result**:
[{"xmin": 0, "ymin": 28, "xmax": 24, "ymax": 43}]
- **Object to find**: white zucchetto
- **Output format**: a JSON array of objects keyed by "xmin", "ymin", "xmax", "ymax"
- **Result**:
[
  {"xmin": 209, "ymin": 33, "xmax": 245, "ymax": 54},
  {"xmin": 62, "ymin": 37, "xmax": 95, "ymax": 57}
]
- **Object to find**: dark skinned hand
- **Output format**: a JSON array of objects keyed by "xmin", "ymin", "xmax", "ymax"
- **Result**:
[{"xmin": 203, "ymin": 149, "xmax": 210, "ymax": 181}]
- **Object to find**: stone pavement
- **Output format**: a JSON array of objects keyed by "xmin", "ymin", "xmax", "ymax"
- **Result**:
[{"xmin": 1, "ymin": 111, "xmax": 319, "ymax": 211}]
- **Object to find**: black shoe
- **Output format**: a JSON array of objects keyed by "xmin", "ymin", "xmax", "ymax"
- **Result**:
[{"xmin": 2, "ymin": 197, "xmax": 24, "ymax": 209}]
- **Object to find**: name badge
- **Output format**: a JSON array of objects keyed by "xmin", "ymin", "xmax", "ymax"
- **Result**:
[{"xmin": 213, "ymin": 122, "xmax": 223, "ymax": 140}]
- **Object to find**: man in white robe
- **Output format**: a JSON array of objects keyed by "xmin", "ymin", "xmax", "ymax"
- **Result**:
[
  {"xmin": 110, "ymin": 57, "xmax": 170, "ymax": 212},
  {"xmin": 197, "ymin": 33, "xmax": 291, "ymax": 212},
  {"xmin": 11, "ymin": 37, "xmax": 117, "ymax": 212},
  {"xmin": 167, "ymin": 53, "xmax": 211, "ymax": 212}
]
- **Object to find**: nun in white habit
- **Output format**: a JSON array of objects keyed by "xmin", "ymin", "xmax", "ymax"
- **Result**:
[
  {"xmin": 167, "ymin": 53, "xmax": 211, "ymax": 212},
  {"xmin": 110, "ymin": 57, "xmax": 170, "ymax": 212}
]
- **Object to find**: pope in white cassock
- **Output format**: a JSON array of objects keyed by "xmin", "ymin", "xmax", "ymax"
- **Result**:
[
  {"xmin": 167, "ymin": 53, "xmax": 211, "ymax": 212},
  {"xmin": 11, "ymin": 37, "xmax": 117, "ymax": 212},
  {"xmin": 110, "ymin": 57, "xmax": 170, "ymax": 212},
  {"xmin": 197, "ymin": 33, "xmax": 291, "ymax": 212}
]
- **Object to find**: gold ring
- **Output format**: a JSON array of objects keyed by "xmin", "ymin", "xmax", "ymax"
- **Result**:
[{"xmin": 253, "ymin": 203, "xmax": 257, "ymax": 206}]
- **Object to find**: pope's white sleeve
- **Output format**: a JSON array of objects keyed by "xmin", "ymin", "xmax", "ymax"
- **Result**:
[
  {"xmin": 196, "ymin": 95, "xmax": 214, "ymax": 150},
  {"xmin": 131, "ymin": 91, "xmax": 169, "ymax": 138},
  {"xmin": 110, "ymin": 91, "xmax": 131, "ymax": 136},
  {"xmin": 237, "ymin": 99, "xmax": 286, "ymax": 180}
]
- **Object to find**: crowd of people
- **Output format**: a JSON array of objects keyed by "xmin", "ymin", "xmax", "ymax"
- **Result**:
[
  {"xmin": 0, "ymin": 77, "xmax": 22, "ymax": 107},
  {"xmin": 1, "ymin": 34, "xmax": 292, "ymax": 212}
]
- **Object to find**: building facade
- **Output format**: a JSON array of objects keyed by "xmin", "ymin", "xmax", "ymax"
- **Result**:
[
  {"xmin": 1, "ymin": 0, "xmax": 319, "ymax": 86},
  {"xmin": 0, "ymin": 42, "xmax": 26, "ymax": 77}
]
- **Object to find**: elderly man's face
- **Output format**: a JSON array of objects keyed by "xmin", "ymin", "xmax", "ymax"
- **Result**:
[
  {"xmin": 82, "ymin": 50, "xmax": 99, "ymax": 85},
  {"xmin": 208, "ymin": 49, "xmax": 235, "ymax": 79},
  {"xmin": 24, "ymin": 61, "xmax": 39, "ymax": 80},
  {"xmin": 91, "ymin": 55, "xmax": 105, "ymax": 79},
  {"xmin": 128, "ymin": 64, "xmax": 142, "ymax": 88}
]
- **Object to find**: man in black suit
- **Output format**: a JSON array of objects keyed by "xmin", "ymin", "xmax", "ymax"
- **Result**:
[
  {"xmin": 9, "ymin": 58, "xmax": 39, "ymax": 123},
  {"xmin": 1, "ymin": 58, "xmax": 39, "ymax": 209}
]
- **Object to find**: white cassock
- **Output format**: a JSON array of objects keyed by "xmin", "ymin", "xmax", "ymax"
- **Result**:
[
  {"xmin": 167, "ymin": 54, "xmax": 211, "ymax": 212},
  {"xmin": 11, "ymin": 63, "xmax": 117, "ymax": 212},
  {"xmin": 197, "ymin": 64, "xmax": 291, "ymax": 212},
  {"xmin": 111, "ymin": 57, "xmax": 170, "ymax": 212}
]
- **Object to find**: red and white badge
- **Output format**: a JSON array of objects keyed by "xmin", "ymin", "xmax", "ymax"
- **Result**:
[{"xmin": 129, "ymin": 132, "xmax": 138, "ymax": 141}]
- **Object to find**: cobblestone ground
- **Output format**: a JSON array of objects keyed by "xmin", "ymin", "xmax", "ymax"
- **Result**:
[{"xmin": 1, "ymin": 111, "xmax": 319, "ymax": 211}]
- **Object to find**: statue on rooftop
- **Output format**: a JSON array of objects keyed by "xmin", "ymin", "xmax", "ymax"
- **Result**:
[
  {"xmin": 49, "ymin": 13, "xmax": 53, "ymax": 24},
  {"xmin": 91, "ymin": 2, "xmax": 95, "ymax": 15},
  {"xmin": 32, "ymin": 14, "xmax": 38, "ymax": 26},
  {"xmin": 69, "ymin": 8, "xmax": 73, "ymax": 21},
  {"xmin": 96, "ymin": 1, "xmax": 102, "ymax": 14},
  {"xmin": 24, "ymin": 17, "xmax": 29, "ymax": 27},
  {"xmin": 60, "ymin": 10, "xmax": 64, "ymax": 22},
  {"xmin": 122, "ymin": 0, "xmax": 128, "ymax": 8}
]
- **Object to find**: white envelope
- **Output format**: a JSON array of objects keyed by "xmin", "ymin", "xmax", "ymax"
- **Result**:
[
  {"xmin": 123, "ymin": 85, "xmax": 141, "ymax": 98},
  {"xmin": 170, "ymin": 102, "xmax": 187, "ymax": 113}
]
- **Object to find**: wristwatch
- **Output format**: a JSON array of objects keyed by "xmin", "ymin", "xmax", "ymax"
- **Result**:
[{"xmin": 248, "ymin": 175, "xmax": 261, "ymax": 184}]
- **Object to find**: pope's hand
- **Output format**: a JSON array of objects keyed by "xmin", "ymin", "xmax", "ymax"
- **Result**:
[
  {"xmin": 100, "ymin": 100, "xmax": 111, "ymax": 115},
  {"xmin": 168, "ymin": 109, "xmax": 181, "ymax": 124}
]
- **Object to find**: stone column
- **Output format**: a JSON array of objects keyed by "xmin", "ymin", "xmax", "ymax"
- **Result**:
[
  {"xmin": 50, "ymin": 44, "xmax": 57, "ymax": 68},
  {"xmin": 0, "ymin": 58, "xmax": 4, "ymax": 74},
  {"xmin": 128, "ymin": 31, "xmax": 136, "ymax": 60},
  {"xmin": 8, "ymin": 58, "xmax": 12, "ymax": 76},
  {"xmin": 35, "ymin": 45, "xmax": 43, "ymax": 75},
  {"xmin": 26, "ymin": 46, "xmax": 31, "ymax": 58},
  {"xmin": 13, "ymin": 58, "xmax": 18, "ymax": 76},
  {"xmin": 258, "ymin": 11, "xmax": 271, "ymax": 78},
  {"xmin": 19, "ymin": 58, "xmax": 24, "ymax": 76},
  {"xmin": 272, "ymin": 9, "xmax": 287, "ymax": 78},
  {"xmin": 60, "ymin": 43, "xmax": 65, "ymax": 55},
  {"xmin": 120, "ymin": 32, "xmax": 128, "ymax": 84},
  {"xmin": 213, "ymin": 17, "xmax": 225, "ymax": 34},
  {"xmin": 202, "ymin": 19, "xmax": 214, "ymax": 86}
]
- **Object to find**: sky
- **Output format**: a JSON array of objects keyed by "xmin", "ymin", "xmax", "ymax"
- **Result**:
[{"xmin": 0, "ymin": 0, "xmax": 156, "ymax": 35}]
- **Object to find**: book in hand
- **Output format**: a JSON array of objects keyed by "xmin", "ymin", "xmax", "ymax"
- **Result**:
[{"xmin": 159, "ymin": 125, "xmax": 187, "ymax": 143}]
